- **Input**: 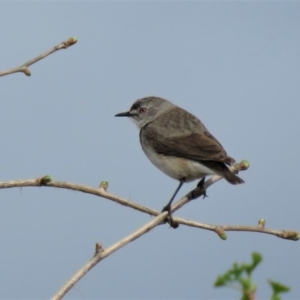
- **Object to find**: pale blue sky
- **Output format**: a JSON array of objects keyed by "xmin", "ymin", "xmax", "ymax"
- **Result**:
[{"xmin": 0, "ymin": 2, "xmax": 299, "ymax": 299}]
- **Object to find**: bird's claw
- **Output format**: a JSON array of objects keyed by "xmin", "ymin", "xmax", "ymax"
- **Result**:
[{"xmin": 161, "ymin": 205, "xmax": 179, "ymax": 229}]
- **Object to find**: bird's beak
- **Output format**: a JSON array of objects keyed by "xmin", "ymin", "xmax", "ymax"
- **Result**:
[{"xmin": 115, "ymin": 111, "xmax": 132, "ymax": 117}]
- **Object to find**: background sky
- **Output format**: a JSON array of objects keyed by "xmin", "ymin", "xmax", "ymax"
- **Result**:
[{"xmin": 0, "ymin": 2, "xmax": 299, "ymax": 299}]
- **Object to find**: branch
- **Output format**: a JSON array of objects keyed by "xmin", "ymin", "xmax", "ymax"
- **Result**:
[
  {"xmin": 50, "ymin": 218, "xmax": 298, "ymax": 300},
  {"xmin": 48, "ymin": 162, "xmax": 297, "ymax": 300},
  {"xmin": 50, "ymin": 212, "xmax": 168, "ymax": 300},
  {"xmin": 0, "ymin": 37, "xmax": 77, "ymax": 77},
  {"xmin": 1, "ymin": 163, "xmax": 298, "ymax": 299},
  {"xmin": 0, "ymin": 162, "xmax": 298, "ymax": 241}
]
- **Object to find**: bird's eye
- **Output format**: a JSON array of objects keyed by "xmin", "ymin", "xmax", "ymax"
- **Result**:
[{"xmin": 139, "ymin": 107, "xmax": 147, "ymax": 113}]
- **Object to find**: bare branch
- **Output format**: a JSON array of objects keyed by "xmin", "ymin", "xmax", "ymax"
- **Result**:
[
  {"xmin": 50, "ymin": 212, "xmax": 168, "ymax": 300},
  {"xmin": 1, "ymin": 161, "xmax": 298, "ymax": 299},
  {"xmin": 0, "ymin": 37, "xmax": 77, "ymax": 77},
  {"xmin": 0, "ymin": 161, "xmax": 298, "ymax": 241},
  {"xmin": 48, "ymin": 161, "xmax": 296, "ymax": 300},
  {"xmin": 174, "ymin": 217, "xmax": 299, "ymax": 240},
  {"xmin": 0, "ymin": 176, "xmax": 158, "ymax": 216}
]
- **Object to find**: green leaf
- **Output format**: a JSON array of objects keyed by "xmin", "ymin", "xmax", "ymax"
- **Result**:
[
  {"xmin": 232, "ymin": 262, "xmax": 243, "ymax": 278},
  {"xmin": 214, "ymin": 276, "xmax": 226, "ymax": 287},
  {"xmin": 244, "ymin": 252, "xmax": 262, "ymax": 275},
  {"xmin": 269, "ymin": 280, "xmax": 290, "ymax": 293},
  {"xmin": 252, "ymin": 252, "xmax": 262, "ymax": 267},
  {"xmin": 242, "ymin": 263, "xmax": 252, "ymax": 275},
  {"xmin": 214, "ymin": 253, "xmax": 291, "ymax": 300}
]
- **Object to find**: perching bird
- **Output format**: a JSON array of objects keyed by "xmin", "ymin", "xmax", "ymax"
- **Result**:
[{"xmin": 115, "ymin": 96, "xmax": 244, "ymax": 224}]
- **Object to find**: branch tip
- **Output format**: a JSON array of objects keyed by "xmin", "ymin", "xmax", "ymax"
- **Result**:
[
  {"xmin": 22, "ymin": 68, "xmax": 31, "ymax": 76},
  {"xmin": 63, "ymin": 37, "xmax": 77, "ymax": 48},
  {"xmin": 258, "ymin": 219, "xmax": 266, "ymax": 228},
  {"xmin": 215, "ymin": 227, "xmax": 227, "ymax": 240},
  {"xmin": 239, "ymin": 160, "xmax": 250, "ymax": 170},
  {"xmin": 280, "ymin": 231, "xmax": 299, "ymax": 241},
  {"xmin": 94, "ymin": 243, "xmax": 104, "ymax": 256},
  {"xmin": 99, "ymin": 181, "xmax": 108, "ymax": 191},
  {"xmin": 0, "ymin": 37, "xmax": 77, "ymax": 77}
]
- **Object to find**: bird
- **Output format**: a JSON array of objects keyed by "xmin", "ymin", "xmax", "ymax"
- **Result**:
[{"xmin": 115, "ymin": 96, "xmax": 244, "ymax": 224}]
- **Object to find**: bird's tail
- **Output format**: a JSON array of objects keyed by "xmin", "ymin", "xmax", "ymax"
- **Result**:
[
  {"xmin": 200, "ymin": 160, "xmax": 244, "ymax": 185},
  {"xmin": 222, "ymin": 169, "xmax": 244, "ymax": 185}
]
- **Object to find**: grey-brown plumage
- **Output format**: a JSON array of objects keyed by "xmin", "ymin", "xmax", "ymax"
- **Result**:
[
  {"xmin": 139, "ymin": 103, "xmax": 244, "ymax": 184},
  {"xmin": 115, "ymin": 96, "xmax": 244, "ymax": 223}
]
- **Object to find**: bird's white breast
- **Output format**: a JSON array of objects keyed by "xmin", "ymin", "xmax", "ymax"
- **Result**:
[{"xmin": 141, "ymin": 144, "xmax": 216, "ymax": 182}]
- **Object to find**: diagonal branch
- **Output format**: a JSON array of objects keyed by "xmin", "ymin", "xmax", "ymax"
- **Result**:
[
  {"xmin": 48, "ymin": 160, "xmax": 297, "ymax": 299},
  {"xmin": 50, "ymin": 212, "xmax": 168, "ymax": 300},
  {"xmin": 0, "ymin": 37, "xmax": 77, "ymax": 77},
  {"xmin": 0, "ymin": 161, "xmax": 298, "ymax": 299}
]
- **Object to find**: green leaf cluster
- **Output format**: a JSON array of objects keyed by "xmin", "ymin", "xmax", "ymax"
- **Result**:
[{"xmin": 214, "ymin": 252, "xmax": 290, "ymax": 300}]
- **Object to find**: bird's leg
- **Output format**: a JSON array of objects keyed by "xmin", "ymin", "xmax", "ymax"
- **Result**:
[
  {"xmin": 197, "ymin": 177, "xmax": 208, "ymax": 199},
  {"xmin": 190, "ymin": 177, "xmax": 208, "ymax": 200},
  {"xmin": 162, "ymin": 181, "xmax": 184, "ymax": 228}
]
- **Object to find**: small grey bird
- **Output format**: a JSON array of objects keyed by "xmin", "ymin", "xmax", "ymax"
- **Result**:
[{"xmin": 115, "ymin": 96, "xmax": 244, "ymax": 222}]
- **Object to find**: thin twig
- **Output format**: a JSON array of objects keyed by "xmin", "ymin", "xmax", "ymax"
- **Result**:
[
  {"xmin": 0, "ymin": 37, "xmax": 77, "ymax": 77},
  {"xmin": 50, "ymin": 212, "xmax": 168, "ymax": 300},
  {"xmin": 173, "ymin": 217, "xmax": 299, "ymax": 240}
]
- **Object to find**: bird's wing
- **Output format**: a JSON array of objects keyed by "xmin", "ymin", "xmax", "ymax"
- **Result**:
[{"xmin": 141, "ymin": 124, "xmax": 235, "ymax": 165}]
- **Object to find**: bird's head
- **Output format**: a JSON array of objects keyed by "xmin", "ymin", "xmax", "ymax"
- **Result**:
[{"xmin": 115, "ymin": 96, "xmax": 175, "ymax": 129}]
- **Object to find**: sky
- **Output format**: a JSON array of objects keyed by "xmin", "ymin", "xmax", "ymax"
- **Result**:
[{"xmin": 0, "ymin": 1, "xmax": 299, "ymax": 299}]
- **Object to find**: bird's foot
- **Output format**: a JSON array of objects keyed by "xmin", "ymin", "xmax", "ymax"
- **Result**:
[
  {"xmin": 161, "ymin": 205, "xmax": 179, "ymax": 229},
  {"xmin": 190, "ymin": 177, "xmax": 208, "ymax": 200},
  {"xmin": 197, "ymin": 177, "xmax": 208, "ymax": 199}
]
